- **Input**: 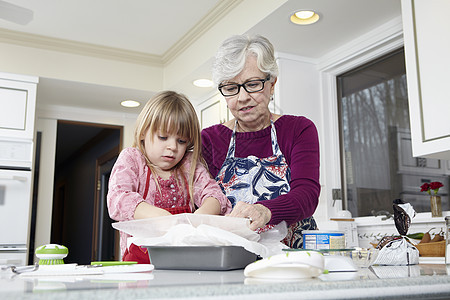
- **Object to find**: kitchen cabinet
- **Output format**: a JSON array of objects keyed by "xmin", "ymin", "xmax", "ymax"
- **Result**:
[
  {"xmin": 0, "ymin": 72, "xmax": 38, "ymax": 140},
  {"xmin": 401, "ymin": 0, "xmax": 450, "ymax": 160},
  {"xmin": 197, "ymin": 93, "xmax": 229, "ymax": 129}
]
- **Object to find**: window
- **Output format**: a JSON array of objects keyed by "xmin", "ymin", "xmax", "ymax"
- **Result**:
[{"xmin": 337, "ymin": 48, "xmax": 450, "ymax": 217}]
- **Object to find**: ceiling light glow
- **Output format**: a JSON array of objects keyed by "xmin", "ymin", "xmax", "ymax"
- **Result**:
[
  {"xmin": 121, "ymin": 100, "xmax": 141, "ymax": 108},
  {"xmin": 290, "ymin": 10, "xmax": 320, "ymax": 25},
  {"xmin": 295, "ymin": 11, "xmax": 314, "ymax": 19},
  {"xmin": 193, "ymin": 79, "xmax": 213, "ymax": 88}
]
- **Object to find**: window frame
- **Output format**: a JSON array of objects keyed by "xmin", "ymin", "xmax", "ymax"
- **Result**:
[
  {"xmin": 336, "ymin": 47, "xmax": 411, "ymax": 217},
  {"xmin": 318, "ymin": 17, "xmax": 417, "ymax": 224}
]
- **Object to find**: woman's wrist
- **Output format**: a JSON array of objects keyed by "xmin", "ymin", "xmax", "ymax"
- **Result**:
[{"xmin": 252, "ymin": 204, "xmax": 272, "ymax": 228}]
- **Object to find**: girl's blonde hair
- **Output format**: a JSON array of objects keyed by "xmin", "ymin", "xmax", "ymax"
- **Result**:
[{"xmin": 133, "ymin": 91, "xmax": 202, "ymax": 210}]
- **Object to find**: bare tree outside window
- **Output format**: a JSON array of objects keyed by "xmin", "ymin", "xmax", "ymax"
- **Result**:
[{"xmin": 337, "ymin": 48, "xmax": 450, "ymax": 217}]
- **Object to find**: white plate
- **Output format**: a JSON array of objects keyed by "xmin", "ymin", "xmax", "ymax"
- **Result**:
[{"xmin": 244, "ymin": 251, "xmax": 324, "ymax": 279}]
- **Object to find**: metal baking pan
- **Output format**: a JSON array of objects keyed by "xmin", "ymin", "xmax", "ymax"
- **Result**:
[{"xmin": 144, "ymin": 246, "xmax": 258, "ymax": 271}]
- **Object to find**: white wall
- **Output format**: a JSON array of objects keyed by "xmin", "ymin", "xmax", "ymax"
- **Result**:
[
  {"xmin": 273, "ymin": 53, "xmax": 328, "ymax": 225},
  {"xmin": 34, "ymin": 118, "xmax": 57, "ymax": 254},
  {"xmin": 275, "ymin": 53, "xmax": 321, "ymax": 124}
]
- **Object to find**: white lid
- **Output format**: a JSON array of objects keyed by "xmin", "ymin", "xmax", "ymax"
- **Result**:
[{"xmin": 302, "ymin": 230, "xmax": 344, "ymax": 234}]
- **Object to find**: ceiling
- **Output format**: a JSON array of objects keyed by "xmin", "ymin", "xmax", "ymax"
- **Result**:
[{"xmin": 0, "ymin": 0, "xmax": 402, "ymax": 114}]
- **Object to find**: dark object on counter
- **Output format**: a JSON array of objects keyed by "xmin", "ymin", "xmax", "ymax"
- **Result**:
[
  {"xmin": 393, "ymin": 198, "xmax": 410, "ymax": 236},
  {"xmin": 144, "ymin": 246, "xmax": 258, "ymax": 270},
  {"xmin": 375, "ymin": 236, "xmax": 402, "ymax": 250},
  {"xmin": 373, "ymin": 199, "xmax": 419, "ymax": 265}
]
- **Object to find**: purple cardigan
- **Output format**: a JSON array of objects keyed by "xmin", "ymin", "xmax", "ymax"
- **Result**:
[{"xmin": 201, "ymin": 115, "xmax": 320, "ymax": 226}]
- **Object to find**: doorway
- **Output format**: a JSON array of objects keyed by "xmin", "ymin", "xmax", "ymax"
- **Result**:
[{"xmin": 51, "ymin": 120, "xmax": 122, "ymax": 264}]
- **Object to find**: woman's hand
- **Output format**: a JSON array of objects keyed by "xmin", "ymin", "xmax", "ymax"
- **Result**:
[{"xmin": 228, "ymin": 202, "xmax": 272, "ymax": 231}]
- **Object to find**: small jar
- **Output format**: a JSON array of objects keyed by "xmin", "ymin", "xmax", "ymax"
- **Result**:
[{"xmin": 446, "ymin": 216, "xmax": 450, "ymax": 264}]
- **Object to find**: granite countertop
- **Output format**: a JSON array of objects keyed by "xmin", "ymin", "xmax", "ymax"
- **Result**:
[{"xmin": 2, "ymin": 263, "xmax": 450, "ymax": 300}]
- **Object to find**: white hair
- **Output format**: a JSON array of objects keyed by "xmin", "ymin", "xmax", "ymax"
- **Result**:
[{"xmin": 212, "ymin": 34, "xmax": 279, "ymax": 85}]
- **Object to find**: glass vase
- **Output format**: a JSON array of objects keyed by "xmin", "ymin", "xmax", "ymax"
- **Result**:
[{"xmin": 430, "ymin": 195, "xmax": 442, "ymax": 218}]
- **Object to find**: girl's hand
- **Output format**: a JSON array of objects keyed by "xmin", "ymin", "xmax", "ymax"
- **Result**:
[{"xmin": 227, "ymin": 202, "xmax": 271, "ymax": 231}]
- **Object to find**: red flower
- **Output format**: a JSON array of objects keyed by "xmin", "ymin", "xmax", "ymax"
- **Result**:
[
  {"xmin": 421, "ymin": 181, "xmax": 444, "ymax": 195},
  {"xmin": 430, "ymin": 182, "xmax": 443, "ymax": 190},
  {"xmin": 420, "ymin": 183, "xmax": 430, "ymax": 192}
]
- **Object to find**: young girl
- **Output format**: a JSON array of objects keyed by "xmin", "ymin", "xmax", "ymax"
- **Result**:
[{"xmin": 107, "ymin": 91, "xmax": 232, "ymax": 263}]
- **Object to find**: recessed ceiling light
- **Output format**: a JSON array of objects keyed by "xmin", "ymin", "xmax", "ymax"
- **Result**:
[
  {"xmin": 121, "ymin": 100, "xmax": 141, "ymax": 108},
  {"xmin": 193, "ymin": 79, "xmax": 213, "ymax": 88},
  {"xmin": 290, "ymin": 10, "xmax": 320, "ymax": 25}
]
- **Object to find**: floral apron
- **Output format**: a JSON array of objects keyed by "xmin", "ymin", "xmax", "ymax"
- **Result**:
[
  {"xmin": 215, "ymin": 121, "xmax": 317, "ymax": 248},
  {"xmin": 123, "ymin": 167, "xmax": 192, "ymax": 263}
]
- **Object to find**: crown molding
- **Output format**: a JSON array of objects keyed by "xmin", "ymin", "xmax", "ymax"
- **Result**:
[
  {"xmin": 162, "ymin": 0, "xmax": 243, "ymax": 64},
  {"xmin": 0, "ymin": 27, "xmax": 163, "ymax": 66},
  {"xmin": 0, "ymin": 0, "xmax": 242, "ymax": 68}
]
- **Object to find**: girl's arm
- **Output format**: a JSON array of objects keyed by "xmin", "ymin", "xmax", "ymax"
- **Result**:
[
  {"xmin": 107, "ymin": 148, "xmax": 169, "ymax": 221},
  {"xmin": 194, "ymin": 197, "xmax": 221, "ymax": 215},
  {"xmin": 107, "ymin": 148, "xmax": 143, "ymax": 221},
  {"xmin": 186, "ymin": 154, "xmax": 232, "ymax": 215}
]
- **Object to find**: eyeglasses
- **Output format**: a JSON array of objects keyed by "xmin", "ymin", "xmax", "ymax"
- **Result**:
[{"xmin": 218, "ymin": 75, "xmax": 271, "ymax": 97}]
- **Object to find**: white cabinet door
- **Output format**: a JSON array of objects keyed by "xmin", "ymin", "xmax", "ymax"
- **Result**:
[
  {"xmin": 0, "ymin": 169, "xmax": 32, "ymax": 245},
  {"xmin": 0, "ymin": 73, "xmax": 38, "ymax": 140},
  {"xmin": 198, "ymin": 93, "xmax": 229, "ymax": 129},
  {"xmin": 401, "ymin": 0, "xmax": 450, "ymax": 160}
]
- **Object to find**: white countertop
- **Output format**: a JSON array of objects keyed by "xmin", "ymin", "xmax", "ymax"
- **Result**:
[{"xmin": 1, "ymin": 263, "xmax": 450, "ymax": 299}]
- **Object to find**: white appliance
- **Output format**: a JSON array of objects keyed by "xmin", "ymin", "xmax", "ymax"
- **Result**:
[{"xmin": 0, "ymin": 137, "xmax": 34, "ymax": 266}]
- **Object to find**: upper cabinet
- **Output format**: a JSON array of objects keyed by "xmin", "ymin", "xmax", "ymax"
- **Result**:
[
  {"xmin": 401, "ymin": 0, "xmax": 450, "ymax": 160},
  {"xmin": 197, "ymin": 93, "xmax": 229, "ymax": 129},
  {"xmin": 0, "ymin": 72, "xmax": 38, "ymax": 140}
]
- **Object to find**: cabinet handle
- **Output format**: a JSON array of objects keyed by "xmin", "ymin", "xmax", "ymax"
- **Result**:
[{"xmin": 0, "ymin": 175, "xmax": 27, "ymax": 182}]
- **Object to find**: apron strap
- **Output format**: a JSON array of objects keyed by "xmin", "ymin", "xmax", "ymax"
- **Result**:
[
  {"xmin": 180, "ymin": 171, "xmax": 193, "ymax": 212},
  {"xmin": 225, "ymin": 121, "xmax": 238, "ymax": 159},
  {"xmin": 142, "ymin": 165, "xmax": 151, "ymax": 199},
  {"xmin": 270, "ymin": 120, "xmax": 282, "ymax": 156}
]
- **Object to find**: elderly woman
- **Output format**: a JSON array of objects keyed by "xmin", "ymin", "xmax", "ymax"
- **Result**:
[{"xmin": 201, "ymin": 34, "xmax": 320, "ymax": 248}]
